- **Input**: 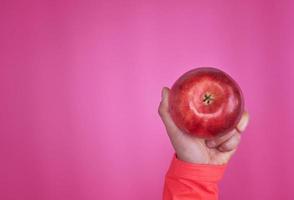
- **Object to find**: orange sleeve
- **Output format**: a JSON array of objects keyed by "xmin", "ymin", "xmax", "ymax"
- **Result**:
[{"xmin": 163, "ymin": 154, "xmax": 227, "ymax": 200}]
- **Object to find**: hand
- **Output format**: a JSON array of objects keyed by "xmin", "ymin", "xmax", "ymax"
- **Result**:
[{"xmin": 158, "ymin": 87, "xmax": 249, "ymax": 165}]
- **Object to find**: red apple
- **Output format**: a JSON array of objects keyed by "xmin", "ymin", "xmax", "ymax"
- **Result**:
[{"xmin": 169, "ymin": 67, "xmax": 244, "ymax": 139}]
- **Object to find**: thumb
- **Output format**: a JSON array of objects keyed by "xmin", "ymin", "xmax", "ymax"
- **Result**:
[{"xmin": 158, "ymin": 87, "xmax": 181, "ymax": 136}]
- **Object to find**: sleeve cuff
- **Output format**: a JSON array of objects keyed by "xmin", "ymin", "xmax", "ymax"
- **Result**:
[{"xmin": 166, "ymin": 154, "xmax": 227, "ymax": 183}]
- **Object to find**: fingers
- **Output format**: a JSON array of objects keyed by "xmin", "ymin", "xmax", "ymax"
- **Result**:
[
  {"xmin": 217, "ymin": 132, "xmax": 241, "ymax": 152},
  {"xmin": 236, "ymin": 111, "xmax": 250, "ymax": 133},
  {"xmin": 206, "ymin": 130, "xmax": 237, "ymax": 148},
  {"xmin": 206, "ymin": 111, "xmax": 250, "ymax": 152},
  {"xmin": 158, "ymin": 87, "xmax": 179, "ymax": 133}
]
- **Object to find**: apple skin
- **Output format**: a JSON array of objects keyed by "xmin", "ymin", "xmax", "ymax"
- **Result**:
[{"xmin": 169, "ymin": 67, "xmax": 244, "ymax": 139}]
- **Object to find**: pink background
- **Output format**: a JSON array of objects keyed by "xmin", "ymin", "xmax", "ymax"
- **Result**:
[{"xmin": 1, "ymin": 1, "xmax": 294, "ymax": 199}]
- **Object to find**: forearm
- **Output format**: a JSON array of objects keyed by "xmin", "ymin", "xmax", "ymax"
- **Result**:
[{"xmin": 163, "ymin": 154, "xmax": 226, "ymax": 200}]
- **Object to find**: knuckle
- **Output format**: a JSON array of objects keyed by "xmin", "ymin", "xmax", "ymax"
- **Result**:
[
  {"xmin": 221, "ymin": 136, "xmax": 240, "ymax": 151},
  {"xmin": 234, "ymin": 133, "xmax": 241, "ymax": 144},
  {"xmin": 228, "ymin": 135, "xmax": 241, "ymax": 148}
]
